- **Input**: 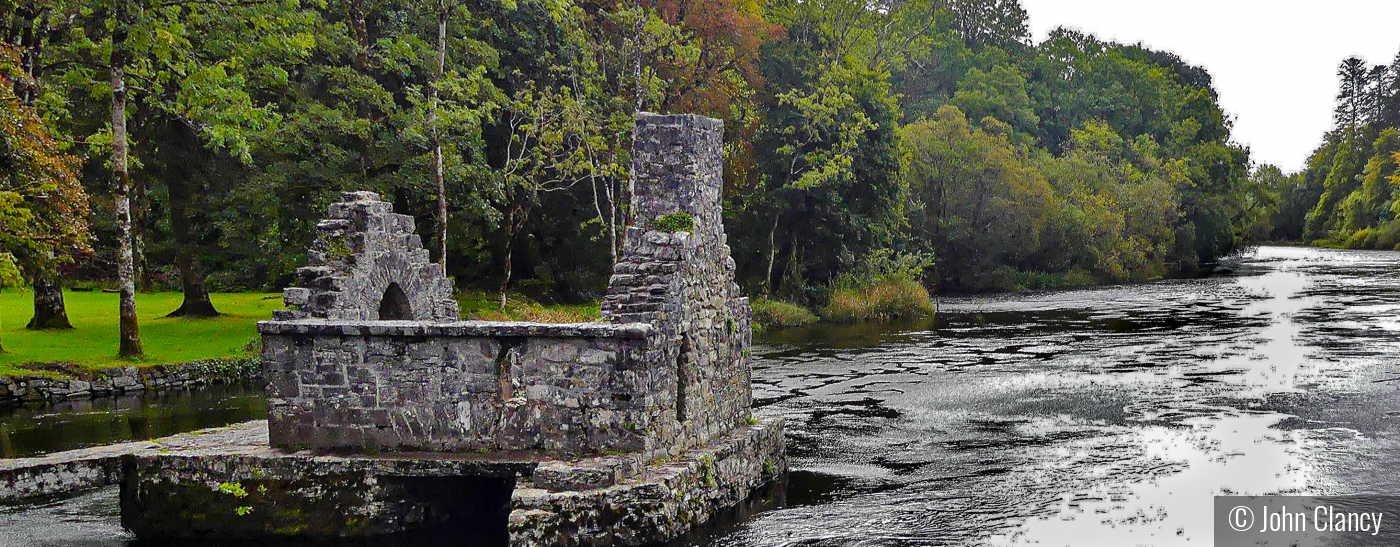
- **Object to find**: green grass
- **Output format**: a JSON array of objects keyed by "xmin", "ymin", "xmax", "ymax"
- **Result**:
[
  {"xmin": 751, "ymin": 298, "xmax": 818, "ymax": 332},
  {"xmin": 821, "ymin": 275, "xmax": 935, "ymax": 323},
  {"xmin": 0, "ymin": 290, "xmax": 279, "ymax": 376},
  {"xmin": 455, "ymin": 290, "xmax": 601, "ymax": 323}
]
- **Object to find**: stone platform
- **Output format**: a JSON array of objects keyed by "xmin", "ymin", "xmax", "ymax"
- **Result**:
[
  {"xmin": 118, "ymin": 417, "xmax": 786, "ymax": 546},
  {"xmin": 0, "ymin": 420, "xmax": 267, "ymax": 502}
]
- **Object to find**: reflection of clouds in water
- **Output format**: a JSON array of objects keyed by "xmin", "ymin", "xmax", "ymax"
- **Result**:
[
  {"xmin": 988, "ymin": 412, "xmax": 1316, "ymax": 546},
  {"xmin": 1209, "ymin": 267, "xmax": 1315, "ymax": 396},
  {"xmin": 988, "ymin": 248, "xmax": 1377, "ymax": 547}
]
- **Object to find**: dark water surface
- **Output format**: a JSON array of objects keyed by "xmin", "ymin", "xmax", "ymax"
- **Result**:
[
  {"xmin": 0, "ymin": 383, "xmax": 267, "ymax": 458},
  {"xmin": 6, "ymin": 246, "xmax": 1400, "ymax": 546}
]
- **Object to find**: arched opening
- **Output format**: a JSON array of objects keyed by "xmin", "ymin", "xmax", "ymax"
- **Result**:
[{"xmin": 378, "ymin": 282, "xmax": 414, "ymax": 320}]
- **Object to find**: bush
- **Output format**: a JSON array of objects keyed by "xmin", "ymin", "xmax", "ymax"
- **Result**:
[
  {"xmin": 751, "ymin": 298, "xmax": 817, "ymax": 331},
  {"xmin": 1011, "ymin": 267, "xmax": 1097, "ymax": 290},
  {"xmin": 1344, "ymin": 228, "xmax": 1378, "ymax": 249},
  {"xmin": 821, "ymin": 275, "xmax": 935, "ymax": 323},
  {"xmin": 1378, "ymin": 220, "xmax": 1400, "ymax": 250},
  {"xmin": 653, "ymin": 212, "xmax": 695, "ymax": 233}
]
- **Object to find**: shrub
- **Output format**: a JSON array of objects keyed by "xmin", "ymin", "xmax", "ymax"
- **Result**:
[
  {"xmin": 834, "ymin": 249, "xmax": 935, "ymax": 288},
  {"xmin": 1011, "ymin": 267, "xmax": 1097, "ymax": 290},
  {"xmin": 1378, "ymin": 220, "xmax": 1400, "ymax": 250},
  {"xmin": 751, "ymin": 298, "xmax": 817, "ymax": 331},
  {"xmin": 1344, "ymin": 228, "xmax": 1377, "ymax": 249},
  {"xmin": 822, "ymin": 275, "xmax": 935, "ymax": 323},
  {"xmin": 653, "ymin": 212, "xmax": 695, "ymax": 233}
]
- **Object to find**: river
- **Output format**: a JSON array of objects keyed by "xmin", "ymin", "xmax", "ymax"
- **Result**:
[{"xmin": 5, "ymin": 245, "xmax": 1400, "ymax": 546}]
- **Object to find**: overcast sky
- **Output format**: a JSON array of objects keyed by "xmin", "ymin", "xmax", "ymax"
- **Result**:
[{"xmin": 1019, "ymin": 0, "xmax": 1400, "ymax": 172}]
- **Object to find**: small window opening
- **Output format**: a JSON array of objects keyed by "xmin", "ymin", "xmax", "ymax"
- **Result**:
[
  {"xmin": 677, "ymin": 333, "xmax": 692, "ymax": 423},
  {"xmin": 378, "ymin": 282, "xmax": 414, "ymax": 320}
]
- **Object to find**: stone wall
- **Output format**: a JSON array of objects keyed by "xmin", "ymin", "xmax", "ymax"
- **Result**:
[
  {"xmin": 276, "ymin": 191, "xmax": 459, "ymax": 322},
  {"xmin": 509, "ymin": 419, "xmax": 786, "ymax": 547},
  {"xmin": 113, "ymin": 418, "xmax": 786, "ymax": 546},
  {"xmin": 602, "ymin": 113, "xmax": 752, "ymax": 451},
  {"xmin": 259, "ymin": 112, "xmax": 752, "ymax": 458},
  {"xmin": 261, "ymin": 321, "xmax": 671, "ymax": 454},
  {"xmin": 0, "ymin": 358, "xmax": 261, "ymax": 408}
]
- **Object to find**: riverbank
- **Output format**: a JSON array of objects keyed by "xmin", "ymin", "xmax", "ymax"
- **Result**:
[{"xmin": 0, "ymin": 358, "xmax": 261, "ymax": 407}]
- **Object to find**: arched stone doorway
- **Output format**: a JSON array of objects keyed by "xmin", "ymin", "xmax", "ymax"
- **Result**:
[{"xmin": 378, "ymin": 282, "xmax": 414, "ymax": 320}]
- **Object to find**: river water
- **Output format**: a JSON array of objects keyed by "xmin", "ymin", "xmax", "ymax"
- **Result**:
[{"xmin": 6, "ymin": 246, "xmax": 1400, "ymax": 546}]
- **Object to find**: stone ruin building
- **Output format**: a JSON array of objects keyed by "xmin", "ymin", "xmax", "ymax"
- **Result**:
[{"xmin": 118, "ymin": 113, "xmax": 787, "ymax": 547}]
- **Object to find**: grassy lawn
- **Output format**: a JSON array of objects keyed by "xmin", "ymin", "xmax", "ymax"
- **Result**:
[
  {"xmin": 456, "ymin": 290, "xmax": 601, "ymax": 323},
  {"xmin": 0, "ymin": 290, "xmax": 280, "ymax": 376}
]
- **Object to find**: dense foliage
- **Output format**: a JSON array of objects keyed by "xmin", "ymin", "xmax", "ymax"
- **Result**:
[
  {"xmin": 1263, "ymin": 51, "xmax": 1400, "ymax": 250},
  {"xmin": 2, "ymin": 0, "xmax": 1261, "ymax": 337}
]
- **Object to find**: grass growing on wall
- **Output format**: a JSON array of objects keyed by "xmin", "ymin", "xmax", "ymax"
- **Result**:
[{"xmin": 0, "ymin": 290, "xmax": 278, "ymax": 375}]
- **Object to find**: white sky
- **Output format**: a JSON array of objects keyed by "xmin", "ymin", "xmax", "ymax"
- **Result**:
[{"xmin": 1019, "ymin": 0, "xmax": 1400, "ymax": 172}]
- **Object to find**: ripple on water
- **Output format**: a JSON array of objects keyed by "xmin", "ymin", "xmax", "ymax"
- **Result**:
[
  {"xmin": 704, "ymin": 246, "xmax": 1400, "ymax": 546},
  {"xmin": 12, "ymin": 246, "xmax": 1400, "ymax": 547}
]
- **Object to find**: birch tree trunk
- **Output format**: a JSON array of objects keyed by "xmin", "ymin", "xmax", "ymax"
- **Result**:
[
  {"xmin": 432, "ymin": 0, "xmax": 449, "ymax": 269},
  {"xmin": 112, "ymin": 0, "xmax": 143, "ymax": 358}
]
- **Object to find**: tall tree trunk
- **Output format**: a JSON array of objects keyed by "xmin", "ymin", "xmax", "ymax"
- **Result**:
[
  {"xmin": 111, "ymin": 0, "xmax": 143, "ymax": 358},
  {"xmin": 764, "ymin": 213, "xmax": 779, "ymax": 295},
  {"xmin": 165, "ymin": 168, "xmax": 218, "ymax": 317},
  {"xmin": 499, "ymin": 198, "xmax": 531, "ymax": 312},
  {"xmin": 27, "ymin": 275, "xmax": 73, "ymax": 329},
  {"xmin": 432, "ymin": 1, "xmax": 448, "ymax": 269},
  {"xmin": 14, "ymin": 7, "xmax": 76, "ymax": 331},
  {"xmin": 169, "ymin": 247, "xmax": 216, "ymax": 317}
]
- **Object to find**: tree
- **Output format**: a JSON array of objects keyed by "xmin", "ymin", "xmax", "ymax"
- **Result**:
[
  {"xmin": 950, "ymin": 65, "xmax": 1039, "ymax": 137},
  {"xmin": 903, "ymin": 105, "xmax": 1052, "ymax": 290},
  {"xmin": 496, "ymin": 80, "xmax": 607, "ymax": 309},
  {"xmin": 1239, "ymin": 164, "xmax": 1284, "ymax": 243},
  {"xmin": 109, "ymin": 0, "xmax": 141, "ymax": 357},
  {"xmin": 0, "ymin": 44, "xmax": 91, "ymax": 335},
  {"xmin": 2, "ymin": 1, "xmax": 86, "ymax": 330},
  {"xmin": 950, "ymin": 0, "xmax": 1028, "ymax": 52},
  {"xmin": 1336, "ymin": 56, "xmax": 1369, "ymax": 133}
]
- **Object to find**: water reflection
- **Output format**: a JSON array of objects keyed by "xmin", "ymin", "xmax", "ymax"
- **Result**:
[
  {"xmin": 0, "ymin": 383, "xmax": 266, "ymax": 458},
  {"xmin": 707, "ymin": 246, "xmax": 1400, "ymax": 546},
  {"xmin": 9, "ymin": 246, "xmax": 1400, "ymax": 547}
]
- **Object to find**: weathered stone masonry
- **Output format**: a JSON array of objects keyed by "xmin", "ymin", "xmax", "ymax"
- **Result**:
[
  {"xmin": 277, "ymin": 190, "xmax": 459, "ymax": 322},
  {"xmin": 259, "ymin": 113, "xmax": 753, "ymax": 458},
  {"xmin": 603, "ymin": 113, "xmax": 752, "ymax": 453},
  {"xmin": 116, "ymin": 113, "xmax": 784, "ymax": 547}
]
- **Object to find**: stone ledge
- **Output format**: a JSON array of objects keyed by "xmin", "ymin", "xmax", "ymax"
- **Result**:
[
  {"xmin": 0, "ymin": 357, "xmax": 262, "ymax": 409},
  {"xmin": 0, "ymin": 421, "xmax": 268, "ymax": 502},
  {"xmin": 510, "ymin": 418, "xmax": 786, "ymax": 547},
  {"xmin": 257, "ymin": 319, "xmax": 655, "ymax": 339},
  {"xmin": 109, "ymin": 418, "xmax": 785, "ymax": 546}
]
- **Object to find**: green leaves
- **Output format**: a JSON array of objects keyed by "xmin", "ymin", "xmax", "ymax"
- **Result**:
[
  {"xmin": 0, "ymin": 52, "xmax": 91, "ymax": 278},
  {"xmin": 773, "ymin": 62, "xmax": 877, "ymax": 190}
]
